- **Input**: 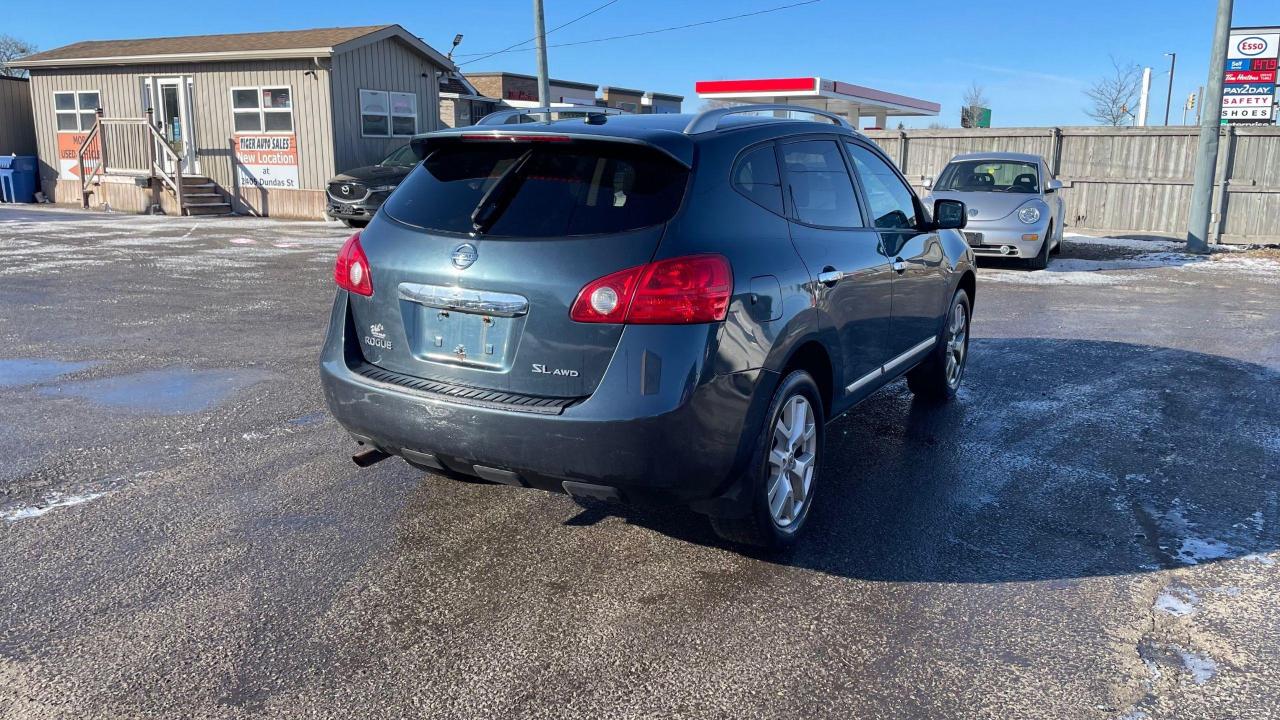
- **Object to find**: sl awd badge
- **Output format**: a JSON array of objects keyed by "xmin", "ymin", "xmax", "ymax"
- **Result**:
[{"xmin": 451, "ymin": 243, "xmax": 478, "ymax": 270}]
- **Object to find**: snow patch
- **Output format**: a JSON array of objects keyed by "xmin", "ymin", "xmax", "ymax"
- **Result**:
[
  {"xmin": 1154, "ymin": 587, "xmax": 1199, "ymax": 617},
  {"xmin": 1176, "ymin": 648, "xmax": 1217, "ymax": 685},
  {"xmin": 1063, "ymin": 233, "xmax": 1182, "ymax": 251},
  {"xmin": 1242, "ymin": 552, "xmax": 1276, "ymax": 566},
  {"xmin": 2, "ymin": 491, "xmax": 110, "ymax": 523}
]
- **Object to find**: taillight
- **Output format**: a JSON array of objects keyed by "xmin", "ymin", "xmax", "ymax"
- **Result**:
[
  {"xmin": 334, "ymin": 232, "xmax": 373, "ymax": 297},
  {"xmin": 570, "ymin": 254, "xmax": 732, "ymax": 325}
]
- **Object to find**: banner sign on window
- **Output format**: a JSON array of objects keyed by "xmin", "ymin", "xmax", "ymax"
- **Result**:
[{"xmin": 234, "ymin": 134, "xmax": 299, "ymax": 190}]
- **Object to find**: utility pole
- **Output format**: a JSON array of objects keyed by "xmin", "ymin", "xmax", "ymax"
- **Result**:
[
  {"xmin": 533, "ymin": 0, "xmax": 551, "ymax": 109},
  {"xmin": 1186, "ymin": 0, "xmax": 1232, "ymax": 253},
  {"xmin": 1163, "ymin": 52, "xmax": 1177, "ymax": 125},
  {"xmin": 1137, "ymin": 67, "xmax": 1152, "ymax": 126}
]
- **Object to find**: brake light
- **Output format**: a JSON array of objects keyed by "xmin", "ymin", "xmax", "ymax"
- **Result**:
[
  {"xmin": 460, "ymin": 134, "xmax": 572, "ymax": 143},
  {"xmin": 334, "ymin": 232, "xmax": 373, "ymax": 297},
  {"xmin": 570, "ymin": 254, "xmax": 732, "ymax": 325}
]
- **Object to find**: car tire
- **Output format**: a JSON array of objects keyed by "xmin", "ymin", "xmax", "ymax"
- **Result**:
[
  {"xmin": 907, "ymin": 288, "xmax": 972, "ymax": 402},
  {"xmin": 709, "ymin": 370, "xmax": 825, "ymax": 549},
  {"xmin": 342, "ymin": 218, "xmax": 368, "ymax": 229},
  {"xmin": 1025, "ymin": 223, "xmax": 1051, "ymax": 269}
]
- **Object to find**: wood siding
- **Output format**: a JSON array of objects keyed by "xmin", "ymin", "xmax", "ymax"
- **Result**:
[
  {"xmin": 28, "ymin": 59, "xmax": 335, "ymax": 217},
  {"xmin": 329, "ymin": 37, "xmax": 440, "ymax": 173},
  {"xmin": 864, "ymin": 126, "xmax": 1280, "ymax": 245},
  {"xmin": 0, "ymin": 77, "xmax": 37, "ymax": 156}
]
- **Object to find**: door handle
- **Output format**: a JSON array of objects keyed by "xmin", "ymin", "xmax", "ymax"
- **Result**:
[
  {"xmin": 817, "ymin": 267, "xmax": 843, "ymax": 286},
  {"xmin": 891, "ymin": 258, "xmax": 908, "ymax": 274}
]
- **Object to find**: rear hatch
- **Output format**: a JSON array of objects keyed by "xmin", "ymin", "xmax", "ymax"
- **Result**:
[{"xmin": 349, "ymin": 133, "xmax": 691, "ymax": 399}]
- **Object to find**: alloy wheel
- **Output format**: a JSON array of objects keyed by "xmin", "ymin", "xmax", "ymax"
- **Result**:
[
  {"xmin": 766, "ymin": 395, "xmax": 818, "ymax": 529},
  {"xmin": 945, "ymin": 300, "xmax": 969, "ymax": 388}
]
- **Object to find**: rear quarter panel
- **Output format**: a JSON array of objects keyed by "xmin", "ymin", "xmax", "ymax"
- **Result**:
[{"xmin": 657, "ymin": 132, "xmax": 819, "ymax": 377}]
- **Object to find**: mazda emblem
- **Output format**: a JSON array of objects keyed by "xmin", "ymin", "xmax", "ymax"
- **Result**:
[
  {"xmin": 451, "ymin": 242, "xmax": 479, "ymax": 270},
  {"xmin": 341, "ymin": 184, "xmax": 351, "ymax": 194}
]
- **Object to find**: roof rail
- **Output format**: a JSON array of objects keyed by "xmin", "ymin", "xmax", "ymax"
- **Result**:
[
  {"xmin": 475, "ymin": 104, "xmax": 626, "ymax": 126},
  {"xmin": 683, "ymin": 104, "xmax": 853, "ymax": 135}
]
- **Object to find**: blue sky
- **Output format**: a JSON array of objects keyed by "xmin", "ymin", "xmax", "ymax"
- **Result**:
[{"xmin": 9, "ymin": 0, "xmax": 1278, "ymax": 127}]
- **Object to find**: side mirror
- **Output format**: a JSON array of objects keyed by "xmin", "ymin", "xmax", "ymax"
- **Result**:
[
  {"xmin": 1045, "ymin": 179, "xmax": 1063, "ymax": 193},
  {"xmin": 933, "ymin": 199, "xmax": 967, "ymax": 230},
  {"xmin": 922, "ymin": 175, "xmax": 934, "ymax": 190}
]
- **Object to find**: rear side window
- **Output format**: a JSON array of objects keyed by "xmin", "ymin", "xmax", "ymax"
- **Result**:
[
  {"xmin": 781, "ymin": 140, "xmax": 863, "ymax": 228},
  {"xmin": 382, "ymin": 141, "xmax": 689, "ymax": 237},
  {"xmin": 846, "ymin": 142, "xmax": 918, "ymax": 230},
  {"xmin": 732, "ymin": 144, "xmax": 783, "ymax": 215}
]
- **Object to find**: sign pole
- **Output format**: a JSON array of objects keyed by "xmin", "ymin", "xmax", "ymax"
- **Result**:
[
  {"xmin": 1164, "ymin": 53, "xmax": 1178, "ymax": 125},
  {"xmin": 1137, "ymin": 67, "xmax": 1152, "ymax": 126},
  {"xmin": 533, "ymin": 0, "xmax": 551, "ymax": 109},
  {"xmin": 1186, "ymin": 0, "xmax": 1233, "ymax": 254}
]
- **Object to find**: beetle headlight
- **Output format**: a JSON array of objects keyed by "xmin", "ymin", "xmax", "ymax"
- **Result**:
[{"xmin": 1017, "ymin": 206, "xmax": 1041, "ymax": 224}]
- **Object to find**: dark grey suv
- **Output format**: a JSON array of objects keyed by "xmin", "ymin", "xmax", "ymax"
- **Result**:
[{"xmin": 320, "ymin": 104, "xmax": 975, "ymax": 547}]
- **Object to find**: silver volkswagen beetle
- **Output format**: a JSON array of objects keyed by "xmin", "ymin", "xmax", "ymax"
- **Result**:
[{"xmin": 924, "ymin": 152, "xmax": 1064, "ymax": 269}]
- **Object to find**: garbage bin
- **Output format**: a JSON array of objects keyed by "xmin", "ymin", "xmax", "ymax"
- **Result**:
[{"xmin": 0, "ymin": 155, "xmax": 38, "ymax": 203}]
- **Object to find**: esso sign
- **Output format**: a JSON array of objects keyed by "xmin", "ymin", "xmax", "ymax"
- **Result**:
[{"xmin": 1237, "ymin": 37, "xmax": 1268, "ymax": 56}]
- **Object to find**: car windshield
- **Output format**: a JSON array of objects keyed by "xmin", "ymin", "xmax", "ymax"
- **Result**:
[
  {"xmin": 379, "ymin": 144, "xmax": 418, "ymax": 167},
  {"xmin": 936, "ymin": 160, "xmax": 1040, "ymax": 193},
  {"xmin": 382, "ymin": 140, "xmax": 689, "ymax": 237}
]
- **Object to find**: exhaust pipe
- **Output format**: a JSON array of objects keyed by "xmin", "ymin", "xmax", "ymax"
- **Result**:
[{"xmin": 352, "ymin": 447, "xmax": 391, "ymax": 467}]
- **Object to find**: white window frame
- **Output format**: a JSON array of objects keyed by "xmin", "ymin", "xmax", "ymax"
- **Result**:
[
  {"xmin": 360, "ymin": 89, "xmax": 418, "ymax": 138},
  {"xmin": 230, "ymin": 85, "xmax": 294, "ymax": 135},
  {"xmin": 53, "ymin": 90, "xmax": 101, "ymax": 133}
]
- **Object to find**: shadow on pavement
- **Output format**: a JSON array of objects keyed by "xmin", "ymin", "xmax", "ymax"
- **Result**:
[{"xmin": 568, "ymin": 338, "xmax": 1280, "ymax": 582}]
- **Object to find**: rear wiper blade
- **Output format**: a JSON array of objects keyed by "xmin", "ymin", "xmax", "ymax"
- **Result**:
[{"xmin": 471, "ymin": 149, "xmax": 534, "ymax": 235}]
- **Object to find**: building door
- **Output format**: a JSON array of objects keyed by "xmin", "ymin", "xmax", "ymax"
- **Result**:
[{"xmin": 153, "ymin": 77, "xmax": 198, "ymax": 175}]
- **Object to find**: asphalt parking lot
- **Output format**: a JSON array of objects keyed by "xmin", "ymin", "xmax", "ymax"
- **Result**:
[{"xmin": 1, "ymin": 205, "xmax": 1277, "ymax": 719}]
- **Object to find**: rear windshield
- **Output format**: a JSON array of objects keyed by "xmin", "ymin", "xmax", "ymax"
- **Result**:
[{"xmin": 382, "ymin": 140, "xmax": 689, "ymax": 237}]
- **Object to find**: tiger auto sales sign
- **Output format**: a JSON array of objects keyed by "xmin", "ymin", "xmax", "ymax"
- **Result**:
[
  {"xmin": 234, "ymin": 134, "xmax": 300, "ymax": 190},
  {"xmin": 1222, "ymin": 28, "xmax": 1279, "ymax": 125}
]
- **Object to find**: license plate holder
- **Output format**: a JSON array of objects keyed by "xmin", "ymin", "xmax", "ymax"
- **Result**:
[
  {"xmin": 397, "ymin": 283, "xmax": 529, "ymax": 371},
  {"xmin": 421, "ymin": 309, "xmax": 515, "ymax": 370},
  {"xmin": 964, "ymin": 232, "xmax": 985, "ymax": 246}
]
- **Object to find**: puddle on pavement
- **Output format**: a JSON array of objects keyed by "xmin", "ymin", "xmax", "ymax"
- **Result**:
[
  {"xmin": 0, "ymin": 359, "xmax": 97, "ymax": 388},
  {"xmin": 40, "ymin": 367, "xmax": 269, "ymax": 414}
]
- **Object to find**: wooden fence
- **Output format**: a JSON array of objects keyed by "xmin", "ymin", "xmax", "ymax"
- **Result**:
[{"xmin": 863, "ymin": 126, "xmax": 1280, "ymax": 245}]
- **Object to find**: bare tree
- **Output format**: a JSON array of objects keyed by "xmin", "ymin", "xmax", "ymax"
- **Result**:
[
  {"xmin": 0, "ymin": 34, "xmax": 37, "ymax": 77},
  {"xmin": 1084, "ymin": 57, "xmax": 1141, "ymax": 126},
  {"xmin": 960, "ymin": 82, "xmax": 989, "ymax": 128},
  {"xmin": 927, "ymin": 120, "xmax": 948, "ymax": 130}
]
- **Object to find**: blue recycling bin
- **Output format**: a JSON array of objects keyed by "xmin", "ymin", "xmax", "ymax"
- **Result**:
[{"xmin": 0, "ymin": 155, "xmax": 38, "ymax": 203}]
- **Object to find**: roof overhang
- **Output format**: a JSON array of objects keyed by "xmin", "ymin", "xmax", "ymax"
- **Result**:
[
  {"xmin": 10, "ymin": 24, "xmax": 455, "ymax": 71},
  {"xmin": 695, "ymin": 76, "xmax": 939, "ymax": 118}
]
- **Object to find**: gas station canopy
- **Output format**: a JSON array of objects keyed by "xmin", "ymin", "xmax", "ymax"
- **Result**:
[{"xmin": 695, "ymin": 76, "xmax": 940, "ymax": 129}]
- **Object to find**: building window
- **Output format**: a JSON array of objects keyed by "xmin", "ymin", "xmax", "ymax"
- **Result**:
[
  {"xmin": 231, "ymin": 87, "xmax": 293, "ymax": 134},
  {"xmin": 54, "ymin": 91, "xmax": 100, "ymax": 132},
  {"xmin": 361, "ymin": 89, "xmax": 418, "ymax": 137}
]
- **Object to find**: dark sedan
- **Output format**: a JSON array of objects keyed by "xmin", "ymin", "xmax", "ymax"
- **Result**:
[{"xmin": 325, "ymin": 144, "xmax": 418, "ymax": 228}]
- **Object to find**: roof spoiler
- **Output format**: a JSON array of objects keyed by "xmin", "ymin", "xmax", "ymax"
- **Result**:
[{"xmin": 410, "ymin": 127, "xmax": 694, "ymax": 168}]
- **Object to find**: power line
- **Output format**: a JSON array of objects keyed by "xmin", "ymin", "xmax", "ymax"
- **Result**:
[
  {"xmin": 457, "ymin": 0, "xmax": 623, "ymax": 67},
  {"xmin": 457, "ymin": 0, "xmax": 821, "ymax": 63}
]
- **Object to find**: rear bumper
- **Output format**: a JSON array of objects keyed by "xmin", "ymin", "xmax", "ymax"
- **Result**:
[{"xmin": 319, "ymin": 291, "xmax": 774, "ymax": 514}]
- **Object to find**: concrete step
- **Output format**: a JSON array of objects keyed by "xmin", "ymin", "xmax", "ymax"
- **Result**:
[{"xmin": 185, "ymin": 203, "xmax": 233, "ymax": 216}]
